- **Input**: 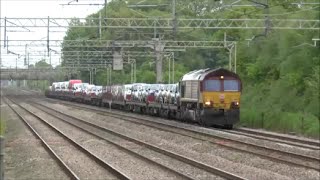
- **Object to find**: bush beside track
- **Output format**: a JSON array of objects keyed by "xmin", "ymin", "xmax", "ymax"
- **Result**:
[
  {"xmin": 240, "ymin": 84, "xmax": 320, "ymax": 138},
  {"xmin": 241, "ymin": 109, "xmax": 319, "ymax": 138}
]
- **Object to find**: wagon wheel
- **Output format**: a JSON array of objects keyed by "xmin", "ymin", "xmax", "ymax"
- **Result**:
[{"xmin": 198, "ymin": 118, "xmax": 207, "ymax": 127}]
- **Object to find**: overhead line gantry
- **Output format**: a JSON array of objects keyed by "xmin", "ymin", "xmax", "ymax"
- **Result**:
[{"xmin": 1, "ymin": 17, "xmax": 319, "ymax": 30}]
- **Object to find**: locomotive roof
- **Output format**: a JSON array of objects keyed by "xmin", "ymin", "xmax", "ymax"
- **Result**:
[{"xmin": 180, "ymin": 68, "xmax": 239, "ymax": 81}]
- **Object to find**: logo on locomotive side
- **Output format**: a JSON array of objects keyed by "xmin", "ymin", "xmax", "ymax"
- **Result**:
[{"xmin": 219, "ymin": 94, "xmax": 225, "ymax": 100}]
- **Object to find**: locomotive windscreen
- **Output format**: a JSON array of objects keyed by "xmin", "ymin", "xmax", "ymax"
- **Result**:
[
  {"xmin": 204, "ymin": 79, "xmax": 240, "ymax": 92},
  {"xmin": 204, "ymin": 80, "xmax": 220, "ymax": 91},
  {"xmin": 223, "ymin": 80, "xmax": 240, "ymax": 91}
]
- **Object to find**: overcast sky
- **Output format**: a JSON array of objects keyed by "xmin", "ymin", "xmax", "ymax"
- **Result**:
[{"xmin": 0, "ymin": 0, "xmax": 105, "ymax": 68}]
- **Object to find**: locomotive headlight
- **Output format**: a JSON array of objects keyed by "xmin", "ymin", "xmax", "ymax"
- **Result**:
[
  {"xmin": 235, "ymin": 101, "xmax": 239, "ymax": 106},
  {"xmin": 205, "ymin": 101, "xmax": 211, "ymax": 106},
  {"xmin": 220, "ymin": 76, "xmax": 224, "ymax": 79}
]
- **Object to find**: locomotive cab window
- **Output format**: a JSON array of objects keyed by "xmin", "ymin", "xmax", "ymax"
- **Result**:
[
  {"xmin": 204, "ymin": 80, "xmax": 220, "ymax": 91},
  {"xmin": 223, "ymin": 80, "xmax": 239, "ymax": 91},
  {"xmin": 204, "ymin": 79, "xmax": 240, "ymax": 91}
]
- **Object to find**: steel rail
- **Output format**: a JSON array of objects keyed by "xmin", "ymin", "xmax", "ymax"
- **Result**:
[
  {"xmin": 3, "ymin": 98, "xmax": 80, "ymax": 180},
  {"xmin": 34, "ymin": 101, "xmax": 246, "ymax": 180},
  {"xmin": 8, "ymin": 98, "xmax": 131, "ymax": 180},
  {"xmin": 46, "ymin": 99, "xmax": 320, "ymax": 171}
]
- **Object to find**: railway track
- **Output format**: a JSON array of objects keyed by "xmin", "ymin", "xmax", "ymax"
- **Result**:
[
  {"xmin": 43, "ymin": 98, "xmax": 320, "ymax": 171},
  {"xmin": 4, "ymin": 97, "xmax": 130, "ymax": 180},
  {"xmin": 43, "ymin": 97, "xmax": 320, "ymax": 150},
  {"xmin": 234, "ymin": 128, "xmax": 320, "ymax": 148},
  {"xmin": 224, "ymin": 128, "xmax": 320, "ymax": 150},
  {"xmin": 31, "ymin": 101, "xmax": 246, "ymax": 180},
  {"xmin": 15, "ymin": 88, "xmax": 320, "ymax": 149},
  {"xmin": 2, "ymin": 98, "xmax": 79, "ymax": 180}
]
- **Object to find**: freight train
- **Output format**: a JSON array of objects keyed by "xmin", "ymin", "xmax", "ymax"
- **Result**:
[{"xmin": 45, "ymin": 68, "xmax": 242, "ymax": 129}]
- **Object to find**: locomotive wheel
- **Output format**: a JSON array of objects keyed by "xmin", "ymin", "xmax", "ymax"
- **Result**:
[{"xmin": 223, "ymin": 124, "xmax": 233, "ymax": 129}]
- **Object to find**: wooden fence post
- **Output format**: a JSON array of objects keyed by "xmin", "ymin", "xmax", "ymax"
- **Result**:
[{"xmin": 261, "ymin": 112, "xmax": 265, "ymax": 129}]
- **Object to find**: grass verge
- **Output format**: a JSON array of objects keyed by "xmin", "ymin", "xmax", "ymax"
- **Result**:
[
  {"xmin": 240, "ymin": 107, "xmax": 320, "ymax": 138},
  {"xmin": 0, "ymin": 118, "xmax": 5, "ymax": 135},
  {"xmin": 0, "ymin": 103, "xmax": 7, "ymax": 136}
]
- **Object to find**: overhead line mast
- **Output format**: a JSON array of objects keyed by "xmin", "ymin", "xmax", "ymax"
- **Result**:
[{"xmin": 172, "ymin": 0, "xmax": 177, "ymax": 40}]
